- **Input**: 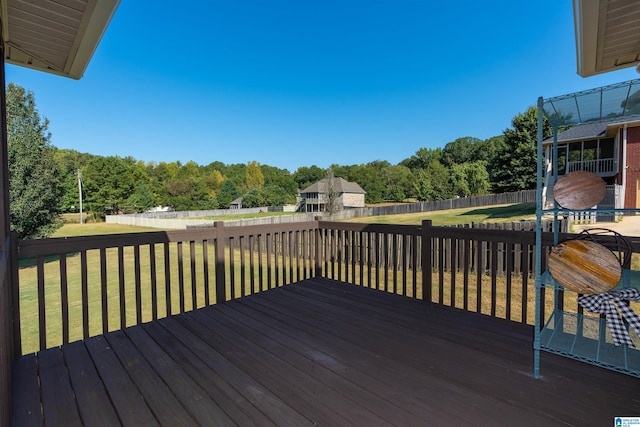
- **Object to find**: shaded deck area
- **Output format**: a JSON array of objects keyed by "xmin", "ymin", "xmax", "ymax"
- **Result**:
[{"xmin": 12, "ymin": 278, "xmax": 640, "ymax": 426}]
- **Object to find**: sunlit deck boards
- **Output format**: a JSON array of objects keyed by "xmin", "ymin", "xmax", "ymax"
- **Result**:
[{"xmin": 12, "ymin": 277, "xmax": 640, "ymax": 426}]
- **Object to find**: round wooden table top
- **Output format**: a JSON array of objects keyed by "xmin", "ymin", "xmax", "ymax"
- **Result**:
[
  {"xmin": 553, "ymin": 170, "xmax": 606, "ymax": 210},
  {"xmin": 548, "ymin": 239, "xmax": 621, "ymax": 294}
]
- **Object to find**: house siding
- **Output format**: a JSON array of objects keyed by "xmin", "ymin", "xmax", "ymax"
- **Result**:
[
  {"xmin": 342, "ymin": 193, "xmax": 365, "ymax": 208},
  {"xmin": 624, "ymin": 126, "xmax": 640, "ymax": 209}
]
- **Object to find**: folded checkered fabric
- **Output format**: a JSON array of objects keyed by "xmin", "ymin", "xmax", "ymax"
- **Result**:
[{"xmin": 577, "ymin": 289, "xmax": 640, "ymax": 347}]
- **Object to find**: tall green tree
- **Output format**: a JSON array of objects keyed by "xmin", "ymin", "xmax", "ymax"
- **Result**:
[
  {"xmin": 126, "ymin": 183, "xmax": 156, "ymax": 212},
  {"xmin": 217, "ymin": 179, "xmax": 240, "ymax": 208},
  {"xmin": 82, "ymin": 156, "xmax": 146, "ymax": 218},
  {"xmin": 441, "ymin": 136, "xmax": 483, "ymax": 166},
  {"xmin": 54, "ymin": 149, "xmax": 95, "ymax": 213},
  {"xmin": 490, "ymin": 106, "xmax": 552, "ymax": 193},
  {"xmin": 245, "ymin": 160, "xmax": 264, "ymax": 190},
  {"xmin": 6, "ymin": 83, "xmax": 63, "ymax": 238},
  {"xmin": 293, "ymin": 165, "xmax": 325, "ymax": 189}
]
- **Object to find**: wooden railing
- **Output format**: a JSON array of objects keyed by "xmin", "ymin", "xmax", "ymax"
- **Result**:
[
  {"xmin": 318, "ymin": 221, "xmax": 546, "ymax": 323},
  {"xmin": 567, "ymin": 158, "xmax": 616, "ymax": 175},
  {"xmin": 16, "ymin": 221, "xmax": 320, "ymax": 354},
  {"xmin": 14, "ymin": 219, "xmax": 628, "ymax": 357}
]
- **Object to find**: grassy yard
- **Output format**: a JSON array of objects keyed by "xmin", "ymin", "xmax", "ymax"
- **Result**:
[
  {"xmin": 53, "ymin": 222, "xmax": 158, "ymax": 237},
  {"xmin": 188, "ymin": 211, "xmax": 299, "ymax": 220},
  {"xmin": 344, "ymin": 202, "xmax": 536, "ymax": 225}
]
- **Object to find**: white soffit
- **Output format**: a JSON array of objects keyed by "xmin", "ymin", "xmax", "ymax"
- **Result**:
[
  {"xmin": 574, "ymin": 0, "xmax": 640, "ymax": 77},
  {"xmin": 1, "ymin": 0, "xmax": 119, "ymax": 80}
]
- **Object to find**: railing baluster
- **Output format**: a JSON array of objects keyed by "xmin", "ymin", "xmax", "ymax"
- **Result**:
[
  {"xmin": 118, "ymin": 246, "xmax": 126, "ymax": 330},
  {"xmin": 351, "ymin": 231, "xmax": 357, "ymax": 286},
  {"xmin": 367, "ymin": 232, "xmax": 372, "ymax": 288},
  {"xmin": 249, "ymin": 235, "xmax": 255, "ymax": 295},
  {"xmin": 462, "ymin": 235, "xmax": 470, "ymax": 312},
  {"xmin": 81, "ymin": 250, "xmax": 89, "ymax": 339},
  {"xmin": 164, "ymin": 242, "xmax": 172, "ymax": 316},
  {"xmin": 392, "ymin": 233, "xmax": 398, "ymax": 294},
  {"xmin": 401, "ymin": 235, "xmax": 407, "ymax": 296},
  {"xmin": 476, "ymin": 240, "xmax": 483, "ymax": 314},
  {"xmin": 150, "ymin": 244, "xmax": 158, "ymax": 321},
  {"xmin": 490, "ymin": 241, "xmax": 498, "ymax": 318},
  {"xmin": 177, "ymin": 241, "xmax": 185, "ymax": 313},
  {"xmin": 190, "ymin": 240, "xmax": 197, "ymax": 308},
  {"xmin": 258, "ymin": 234, "xmax": 264, "ymax": 290},
  {"xmin": 450, "ymin": 238, "xmax": 457, "ymax": 307},
  {"xmin": 203, "ymin": 240, "xmax": 210, "ymax": 305},
  {"xmin": 59, "ymin": 254, "xmax": 69, "ymax": 345},
  {"xmin": 239, "ymin": 236, "xmax": 245, "ymax": 296},
  {"xmin": 411, "ymin": 233, "xmax": 417, "ymax": 298},
  {"xmin": 506, "ymin": 241, "xmax": 513, "ymax": 320},
  {"xmin": 37, "ymin": 255, "xmax": 45, "ymax": 351},
  {"xmin": 134, "ymin": 245, "xmax": 142, "ymax": 325},
  {"xmin": 438, "ymin": 237, "xmax": 444, "ymax": 304},
  {"xmin": 100, "ymin": 248, "xmax": 108, "ymax": 334},
  {"xmin": 229, "ymin": 237, "xmax": 236, "ymax": 298}
]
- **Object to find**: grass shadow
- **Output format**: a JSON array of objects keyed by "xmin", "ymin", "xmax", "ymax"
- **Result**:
[
  {"xmin": 460, "ymin": 203, "xmax": 536, "ymax": 220},
  {"xmin": 19, "ymin": 252, "xmax": 80, "ymax": 269}
]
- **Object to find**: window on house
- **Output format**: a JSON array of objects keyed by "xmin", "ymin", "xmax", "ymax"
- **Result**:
[
  {"xmin": 557, "ymin": 148, "xmax": 567, "ymax": 175},
  {"xmin": 583, "ymin": 140, "xmax": 597, "ymax": 161},
  {"xmin": 568, "ymin": 142, "xmax": 582, "ymax": 162},
  {"xmin": 598, "ymin": 138, "xmax": 615, "ymax": 158}
]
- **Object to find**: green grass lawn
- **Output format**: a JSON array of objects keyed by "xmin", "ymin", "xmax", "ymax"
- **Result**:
[
  {"xmin": 189, "ymin": 211, "xmax": 298, "ymax": 220},
  {"xmin": 53, "ymin": 222, "xmax": 159, "ymax": 237},
  {"xmin": 343, "ymin": 202, "xmax": 536, "ymax": 225}
]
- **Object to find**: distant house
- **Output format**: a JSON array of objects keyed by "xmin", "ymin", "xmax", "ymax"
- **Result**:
[
  {"xmin": 229, "ymin": 197, "xmax": 243, "ymax": 209},
  {"xmin": 299, "ymin": 177, "xmax": 366, "ymax": 212}
]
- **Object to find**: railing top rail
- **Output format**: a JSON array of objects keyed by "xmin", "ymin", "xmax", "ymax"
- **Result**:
[
  {"xmin": 318, "ymin": 221, "xmax": 421, "ymax": 235},
  {"xmin": 17, "ymin": 221, "xmax": 322, "ymax": 258}
]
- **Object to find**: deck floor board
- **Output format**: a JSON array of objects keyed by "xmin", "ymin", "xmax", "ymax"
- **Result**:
[{"xmin": 12, "ymin": 277, "xmax": 640, "ymax": 426}]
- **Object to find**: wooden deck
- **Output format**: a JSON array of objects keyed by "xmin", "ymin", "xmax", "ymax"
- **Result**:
[{"xmin": 11, "ymin": 278, "xmax": 640, "ymax": 427}]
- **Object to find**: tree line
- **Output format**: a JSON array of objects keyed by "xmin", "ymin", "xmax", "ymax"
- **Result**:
[{"xmin": 7, "ymin": 82, "xmax": 552, "ymax": 238}]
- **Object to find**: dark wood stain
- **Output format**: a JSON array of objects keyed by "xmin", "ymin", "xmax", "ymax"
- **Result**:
[{"xmin": 12, "ymin": 278, "xmax": 640, "ymax": 426}]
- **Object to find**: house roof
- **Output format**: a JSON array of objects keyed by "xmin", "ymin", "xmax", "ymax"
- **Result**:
[
  {"xmin": 573, "ymin": 0, "xmax": 640, "ymax": 77},
  {"xmin": 543, "ymin": 113, "xmax": 640, "ymax": 144},
  {"xmin": 301, "ymin": 177, "xmax": 366, "ymax": 195},
  {"xmin": 1, "ymin": 0, "xmax": 120, "ymax": 79}
]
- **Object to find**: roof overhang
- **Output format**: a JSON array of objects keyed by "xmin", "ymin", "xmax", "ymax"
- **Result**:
[
  {"xmin": 574, "ymin": 0, "xmax": 640, "ymax": 77},
  {"xmin": 0, "ymin": 0, "xmax": 119, "ymax": 80}
]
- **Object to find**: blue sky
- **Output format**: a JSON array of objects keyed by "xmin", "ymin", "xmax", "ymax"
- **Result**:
[{"xmin": 5, "ymin": 1, "xmax": 639, "ymax": 172}]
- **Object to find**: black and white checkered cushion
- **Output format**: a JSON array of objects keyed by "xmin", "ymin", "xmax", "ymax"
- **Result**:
[{"xmin": 577, "ymin": 289, "xmax": 640, "ymax": 347}]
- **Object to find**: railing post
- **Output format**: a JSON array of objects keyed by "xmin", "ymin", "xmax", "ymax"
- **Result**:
[
  {"xmin": 314, "ymin": 216, "xmax": 322, "ymax": 277},
  {"xmin": 421, "ymin": 220, "xmax": 433, "ymax": 302},
  {"xmin": 214, "ymin": 221, "xmax": 226, "ymax": 304}
]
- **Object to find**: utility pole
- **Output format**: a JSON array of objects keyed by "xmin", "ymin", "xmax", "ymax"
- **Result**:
[{"xmin": 77, "ymin": 169, "xmax": 83, "ymax": 224}]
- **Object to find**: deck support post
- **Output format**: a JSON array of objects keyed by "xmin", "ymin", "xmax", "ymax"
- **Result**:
[{"xmin": 214, "ymin": 222, "xmax": 226, "ymax": 303}]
